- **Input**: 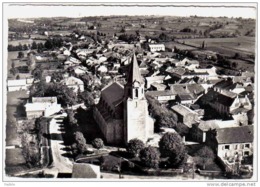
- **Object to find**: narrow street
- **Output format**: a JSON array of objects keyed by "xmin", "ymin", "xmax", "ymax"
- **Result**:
[{"xmin": 47, "ymin": 114, "xmax": 73, "ymax": 174}]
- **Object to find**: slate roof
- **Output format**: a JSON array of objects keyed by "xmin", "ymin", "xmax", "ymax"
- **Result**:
[
  {"xmin": 72, "ymin": 163, "xmax": 100, "ymax": 178},
  {"xmin": 199, "ymin": 90, "xmax": 235, "ymax": 107},
  {"xmin": 61, "ymin": 76, "xmax": 84, "ymax": 86},
  {"xmin": 146, "ymin": 90, "xmax": 175, "ymax": 97},
  {"xmin": 216, "ymin": 126, "xmax": 254, "ymax": 144},
  {"xmin": 101, "ymin": 82, "xmax": 124, "ymax": 109},
  {"xmin": 171, "ymin": 104, "xmax": 196, "ymax": 116},
  {"xmin": 126, "ymin": 53, "xmax": 144, "ymax": 84}
]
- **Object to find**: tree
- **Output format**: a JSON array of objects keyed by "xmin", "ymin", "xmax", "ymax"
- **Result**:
[
  {"xmin": 10, "ymin": 67, "xmax": 18, "ymax": 76},
  {"xmin": 74, "ymin": 131, "xmax": 86, "ymax": 145},
  {"xmin": 11, "ymin": 62, "xmax": 15, "ymax": 69},
  {"xmin": 17, "ymin": 51, "xmax": 24, "ymax": 58},
  {"xmin": 139, "ymin": 146, "xmax": 160, "ymax": 169},
  {"xmin": 78, "ymin": 91, "xmax": 95, "ymax": 107},
  {"xmin": 16, "ymin": 75, "xmax": 20, "ymax": 79},
  {"xmin": 159, "ymin": 132, "xmax": 187, "ymax": 168},
  {"xmin": 77, "ymin": 143, "xmax": 88, "ymax": 154},
  {"xmin": 92, "ymin": 138, "xmax": 104, "ymax": 149},
  {"xmin": 146, "ymin": 95, "xmax": 178, "ymax": 131},
  {"xmin": 32, "ymin": 65, "xmax": 43, "ymax": 80},
  {"xmin": 66, "ymin": 109, "xmax": 78, "ymax": 127},
  {"xmin": 194, "ymin": 146, "xmax": 215, "ymax": 170},
  {"xmin": 201, "ymin": 41, "xmax": 205, "ymax": 49},
  {"xmin": 127, "ymin": 138, "xmax": 145, "ymax": 158},
  {"xmin": 31, "ymin": 41, "xmax": 38, "ymax": 49}
]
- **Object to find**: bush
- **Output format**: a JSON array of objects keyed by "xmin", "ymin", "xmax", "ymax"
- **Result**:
[
  {"xmin": 139, "ymin": 146, "xmax": 160, "ymax": 169},
  {"xmin": 92, "ymin": 138, "xmax": 104, "ymax": 149},
  {"xmin": 127, "ymin": 138, "xmax": 145, "ymax": 158}
]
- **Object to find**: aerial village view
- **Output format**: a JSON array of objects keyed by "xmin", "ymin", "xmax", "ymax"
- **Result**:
[{"xmin": 4, "ymin": 3, "xmax": 256, "ymax": 181}]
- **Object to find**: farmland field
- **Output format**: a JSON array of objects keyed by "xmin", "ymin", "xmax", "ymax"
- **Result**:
[
  {"xmin": 8, "ymin": 39, "xmax": 45, "ymax": 46},
  {"xmin": 176, "ymin": 36, "xmax": 255, "ymax": 56},
  {"xmin": 7, "ymin": 51, "xmax": 31, "ymax": 79},
  {"xmin": 164, "ymin": 41, "xmax": 197, "ymax": 50}
]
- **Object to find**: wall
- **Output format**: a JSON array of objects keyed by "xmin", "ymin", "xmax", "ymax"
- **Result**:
[
  {"xmin": 8, "ymin": 85, "xmax": 27, "ymax": 92},
  {"xmin": 125, "ymin": 98, "xmax": 154, "ymax": 144},
  {"xmin": 26, "ymin": 110, "xmax": 44, "ymax": 119},
  {"xmin": 217, "ymin": 143, "xmax": 253, "ymax": 160},
  {"xmin": 44, "ymin": 104, "xmax": 61, "ymax": 117}
]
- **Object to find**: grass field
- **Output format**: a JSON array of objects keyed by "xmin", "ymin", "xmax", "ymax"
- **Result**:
[
  {"xmin": 5, "ymin": 91, "xmax": 29, "ymax": 175},
  {"xmin": 7, "ymin": 51, "xmax": 31, "ymax": 79},
  {"xmin": 176, "ymin": 36, "xmax": 255, "ymax": 56},
  {"xmin": 6, "ymin": 148, "xmax": 26, "ymax": 166},
  {"xmin": 6, "ymin": 91, "xmax": 28, "ymax": 146}
]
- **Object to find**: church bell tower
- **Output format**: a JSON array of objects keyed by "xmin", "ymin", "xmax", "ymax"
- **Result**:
[{"xmin": 123, "ymin": 53, "xmax": 154, "ymax": 145}]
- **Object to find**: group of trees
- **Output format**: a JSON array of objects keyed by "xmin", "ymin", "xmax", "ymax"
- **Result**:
[
  {"xmin": 8, "ymin": 43, "xmax": 29, "ymax": 51},
  {"xmin": 30, "ymin": 81, "xmax": 78, "ymax": 107},
  {"xmin": 8, "ymin": 41, "xmax": 45, "ymax": 52},
  {"xmin": 21, "ymin": 117, "xmax": 48, "ymax": 168},
  {"xmin": 72, "ymin": 130, "xmax": 104, "ymax": 155},
  {"xmin": 44, "ymin": 37, "xmax": 64, "ymax": 50},
  {"xmin": 118, "ymin": 34, "xmax": 138, "ymax": 43},
  {"xmin": 127, "ymin": 133, "xmax": 188, "ymax": 169},
  {"xmin": 146, "ymin": 95, "xmax": 178, "ymax": 131}
]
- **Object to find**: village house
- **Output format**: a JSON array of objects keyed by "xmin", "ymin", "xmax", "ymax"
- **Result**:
[
  {"xmin": 207, "ymin": 126, "xmax": 253, "ymax": 163},
  {"xmin": 150, "ymin": 82, "xmax": 167, "ymax": 91},
  {"xmin": 148, "ymin": 44, "xmax": 165, "ymax": 52},
  {"xmin": 171, "ymin": 104, "xmax": 199, "ymax": 128},
  {"xmin": 24, "ymin": 97, "xmax": 61, "ymax": 119},
  {"xmin": 190, "ymin": 119, "xmax": 240, "ymax": 143},
  {"xmin": 146, "ymin": 90, "xmax": 176, "ymax": 103},
  {"xmin": 60, "ymin": 75, "xmax": 84, "ymax": 93},
  {"xmin": 145, "ymin": 75, "xmax": 166, "ymax": 88},
  {"xmin": 169, "ymin": 84, "xmax": 205, "ymax": 105},
  {"xmin": 7, "ymin": 78, "xmax": 34, "ymax": 92},
  {"xmin": 198, "ymin": 89, "xmax": 252, "ymax": 118}
]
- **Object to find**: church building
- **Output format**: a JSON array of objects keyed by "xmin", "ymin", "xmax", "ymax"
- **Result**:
[{"xmin": 93, "ymin": 53, "xmax": 154, "ymax": 145}]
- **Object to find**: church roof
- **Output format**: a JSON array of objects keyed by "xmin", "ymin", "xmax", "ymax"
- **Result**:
[
  {"xmin": 101, "ymin": 82, "xmax": 124, "ymax": 109},
  {"xmin": 126, "ymin": 53, "xmax": 144, "ymax": 84}
]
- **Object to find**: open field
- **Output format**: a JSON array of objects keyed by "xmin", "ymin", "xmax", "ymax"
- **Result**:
[
  {"xmin": 6, "ymin": 90, "xmax": 28, "ymax": 146},
  {"xmin": 8, "ymin": 39, "xmax": 45, "ymax": 46},
  {"xmin": 176, "ymin": 36, "xmax": 255, "ymax": 56},
  {"xmin": 7, "ymin": 51, "xmax": 31, "ymax": 79},
  {"xmin": 6, "ymin": 148, "xmax": 26, "ymax": 166},
  {"xmin": 6, "ymin": 91, "xmax": 29, "ymax": 175}
]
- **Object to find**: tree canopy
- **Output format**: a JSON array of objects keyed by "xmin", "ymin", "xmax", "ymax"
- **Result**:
[
  {"xmin": 159, "ymin": 132, "xmax": 187, "ymax": 168},
  {"xmin": 194, "ymin": 146, "xmax": 215, "ymax": 170},
  {"xmin": 139, "ymin": 146, "xmax": 160, "ymax": 169},
  {"xmin": 92, "ymin": 138, "xmax": 104, "ymax": 149},
  {"xmin": 127, "ymin": 138, "xmax": 145, "ymax": 158}
]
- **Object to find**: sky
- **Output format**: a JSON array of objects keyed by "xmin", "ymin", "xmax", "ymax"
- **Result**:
[{"xmin": 3, "ymin": 3, "xmax": 257, "ymax": 19}]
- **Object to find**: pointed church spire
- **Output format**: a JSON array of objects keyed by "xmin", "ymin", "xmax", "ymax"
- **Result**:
[{"xmin": 126, "ymin": 52, "xmax": 144, "ymax": 84}]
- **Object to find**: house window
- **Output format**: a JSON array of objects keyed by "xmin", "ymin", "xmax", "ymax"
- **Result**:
[
  {"xmin": 244, "ymin": 151, "xmax": 250, "ymax": 156},
  {"xmin": 225, "ymin": 145, "xmax": 230, "ymax": 150},
  {"xmin": 234, "ymin": 145, "xmax": 238, "ymax": 150},
  {"xmin": 245, "ymin": 144, "xmax": 250, "ymax": 148}
]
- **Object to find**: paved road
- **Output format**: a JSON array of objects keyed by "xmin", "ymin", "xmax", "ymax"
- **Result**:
[
  {"xmin": 101, "ymin": 172, "xmax": 212, "ymax": 180},
  {"xmin": 48, "ymin": 114, "xmax": 73, "ymax": 173}
]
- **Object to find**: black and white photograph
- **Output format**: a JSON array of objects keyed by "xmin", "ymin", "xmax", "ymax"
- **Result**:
[{"xmin": 1, "ymin": 1, "xmax": 258, "ymax": 184}]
